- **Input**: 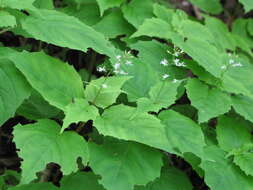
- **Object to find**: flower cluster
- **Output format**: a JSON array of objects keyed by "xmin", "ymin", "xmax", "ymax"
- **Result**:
[
  {"xmin": 160, "ymin": 46, "xmax": 185, "ymax": 81},
  {"xmin": 221, "ymin": 53, "xmax": 243, "ymax": 70},
  {"xmin": 96, "ymin": 51, "xmax": 134, "ymax": 75},
  {"xmin": 113, "ymin": 53, "xmax": 132, "ymax": 75}
]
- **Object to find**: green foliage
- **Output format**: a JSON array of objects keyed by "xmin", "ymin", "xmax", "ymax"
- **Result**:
[
  {"xmin": 188, "ymin": 0, "xmax": 223, "ymax": 14},
  {"xmin": 136, "ymin": 166, "xmax": 193, "ymax": 190},
  {"xmin": 62, "ymin": 98, "xmax": 98, "ymax": 132},
  {"xmin": 89, "ymin": 138, "xmax": 163, "ymax": 190},
  {"xmin": 186, "ymin": 78, "xmax": 231, "ymax": 123},
  {"xmin": 239, "ymin": 0, "xmax": 253, "ymax": 12},
  {"xmin": 13, "ymin": 119, "xmax": 88, "ymax": 184},
  {"xmin": 200, "ymin": 146, "xmax": 253, "ymax": 190},
  {"xmin": 96, "ymin": 0, "xmax": 125, "ymax": 16},
  {"xmin": 21, "ymin": 9, "xmax": 116, "ymax": 57},
  {"xmin": 85, "ymin": 76, "xmax": 130, "ymax": 108},
  {"xmin": 9, "ymin": 51, "xmax": 85, "ymax": 110},
  {"xmin": 1, "ymin": 0, "xmax": 253, "ymax": 190},
  {"xmin": 0, "ymin": 59, "xmax": 31, "ymax": 125},
  {"xmin": 0, "ymin": 11, "xmax": 16, "ymax": 28},
  {"xmin": 159, "ymin": 110, "xmax": 206, "ymax": 158}
]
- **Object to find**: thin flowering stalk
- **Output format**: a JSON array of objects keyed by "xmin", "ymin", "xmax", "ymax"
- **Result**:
[{"xmin": 91, "ymin": 70, "xmax": 112, "ymax": 105}]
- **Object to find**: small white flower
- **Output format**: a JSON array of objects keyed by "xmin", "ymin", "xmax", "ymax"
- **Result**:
[
  {"xmin": 232, "ymin": 63, "xmax": 242, "ymax": 67},
  {"xmin": 162, "ymin": 74, "xmax": 170, "ymax": 79},
  {"xmin": 160, "ymin": 59, "xmax": 168, "ymax": 66},
  {"xmin": 221, "ymin": 65, "xmax": 227, "ymax": 70},
  {"xmin": 125, "ymin": 60, "xmax": 133, "ymax": 66},
  {"xmin": 174, "ymin": 59, "xmax": 186, "ymax": 67},
  {"xmin": 174, "ymin": 52, "xmax": 180, "ymax": 57},
  {"xmin": 116, "ymin": 55, "xmax": 121, "ymax": 60},
  {"xmin": 228, "ymin": 53, "xmax": 232, "ymax": 57},
  {"xmin": 172, "ymin": 79, "xmax": 179, "ymax": 83},
  {"xmin": 97, "ymin": 66, "xmax": 106, "ymax": 72},
  {"xmin": 102, "ymin": 84, "xmax": 108, "ymax": 88},
  {"xmin": 119, "ymin": 70, "xmax": 128, "ymax": 75},
  {"xmin": 174, "ymin": 59, "xmax": 180, "ymax": 65},
  {"xmin": 229, "ymin": 59, "xmax": 235, "ymax": 65},
  {"xmin": 113, "ymin": 70, "xmax": 120, "ymax": 74},
  {"xmin": 113, "ymin": 63, "xmax": 121, "ymax": 70}
]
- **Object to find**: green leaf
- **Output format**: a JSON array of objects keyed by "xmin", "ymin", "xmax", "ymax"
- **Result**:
[
  {"xmin": 85, "ymin": 76, "xmax": 130, "ymax": 109},
  {"xmin": 21, "ymin": 9, "xmax": 116, "ymax": 57},
  {"xmin": 186, "ymin": 60, "xmax": 221, "ymax": 87},
  {"xmin": 221, "ymin": 57, "xmax": 253, "ymax": 99},
  {"xmin": 8, "ymin": 183, "xmax": 57, "ymax": 190},
  {"xmin": 216, "ymin": 116, "xmax": 251, "ymax": 152},
  {"xmin": 89, "ymin": 138, "xmax": 163, "ymax": 190},
  {"xmin": 159, "ymin": 110, "xmax": 206, "ymax": 158},
  {"xmin": 129, "ymin": 40, "xmax": 171, "ymax": 73},
  {"xmin": 188, "ymin": 0, "xmax": 222, "ymax": 14},
  {"xmin": 60, "ymin": 172, "xmax": 105, "ymax": 190},
  {"xmin": 94, "ymin": 104, "xmax": 176, "ymax": 154},
  {"xmin": 153, "ymin": 3, "xmax": 174, "ymax": 22},
  {"xmin": 13, "ymin": 119, "xmax": 88, "ymax": 184},
  {"xmin": 131, "ymin": 18, "xmax": 172, "ymax": 39},
  {"xmin": 0, "ymin": 0, "xmax": 36, "ymax": 10},
  {"xmin": 9, "ymin": 51, "xmax": 85, "ymax": 110},
  {"xmin": 233, "ymin": 19, "xmax": 253, "ymax": 48},
  {"xmin": 137, "ymin": 81, "xmax": 180, "ymax": 113},
  {"xmin": 0, "ymin": 11, "xmax": 16, "ymax": 28},
  {"xmin": 136, "ymin": 166, "xmax": 192, "ymax": 190},
  {"xmin": 96, "ymin": 0, "xmax": 125, "ymax": 15},
  {"xmin": 0, "ymin": 59, "xmax": 31, "ymax": 126},
  {"xmin": 62, "ymin": 98, "xmax": 98, "ymax": 132},
  {"xmin": 93, "ymin": 10, "xmax": 135, "ymax": 39},
  {"xmin": 59, "ymin": 3, "xmax": 100, "ymax": 26},
  {"xmin": 228, "ymin": 144, "xmax": 253, "ymax": 176},
  {"xmin": 238, "ymin": 0, "xmax": 253, "ymax": 12},
  {"xmin": 172, "ymin": 37, "xmax": 224, "ymax": 78},
  {"xmin": 17, "ymin": 90, "xmax": 60, "ymax": 120},
  {"xmin": 204, "ymin": 16, "xmax": 236, "ymax": 51},
  {"xmin": 232, "ymin": 95, "xmax": 253, "ymax": 123},
  {"xmin": 34, "ymin": 0, "xmax": 54, "ymax": 9},
  {"xmin": 121, "ymin": 59, "xmax": 160, "ymax": 101},
  {"xmin": 186, "ymin": 78, "xmax": 231, "ymax": 123},
  {"xmin": 200, "ymin": 146, "xmax": 253, "ymax": 190},
  {"xmin": 122, "ymin": 0, "xmax": 154, "ymax": 28},
  {"xmin": 248, "ymin": 19, "xmax": 253, "ymax": 36}
]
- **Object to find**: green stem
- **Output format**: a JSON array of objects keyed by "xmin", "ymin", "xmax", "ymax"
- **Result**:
[{"xmin": 91, "ymin": 71, "xmax": 112, "ymax": 105}]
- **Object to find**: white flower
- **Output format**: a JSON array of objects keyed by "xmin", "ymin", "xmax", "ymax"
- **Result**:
[
  {"xmin": 113, "ymin": 70, "xmax": 120, "ymax": 74},
  {"xmin": 174, "ymin": 59, "xmax": 186, "ymax": 67},
  {"xmin": 162, "ymin": 74, "xmax": 170, "ymax": 79},
  {"xmin": 160, "ymin": 59, "xmax": 168, "ymax": 66},
  {"xmin": 172, "ymin": 79, "xmax": 179, "ymax": 83},
  {"xmin": 174, "ymin": 59, "xmax": 180, "ymax": 66},
  {"xmin": 221, "ymin": 65, "xmax": 227, "ymax": 70},
  {"xmin": 116, "ymin": 55, "xmax": 121, "ymax": 60},
  {"xmin": 97, "ymin": 66, "xmax": 106, "ymax": 72},
  {"xmin": 113, "ymin": 63, "xmax": 121, "ymax": 70},
  {"xmin": 119, "ymin": 70, "xmax": 128, "ymax": 75},
  {"xmin": 102, "ymin": 84, "xmax": 108, "ymax": 88},
  {"xmin": 229, "ymin": 59, "xmax": 235, "ymax": 65},
  {"xmin": 232, "ymin": 63, "xmax": 242, "ymax": 67},
  {"xmin": 125, "ymin": 60, "xmax": 133, "ymax": 66},
  {"xmin": 174, "ymin": 52, "xmax": 180, "ymax": 57}
]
